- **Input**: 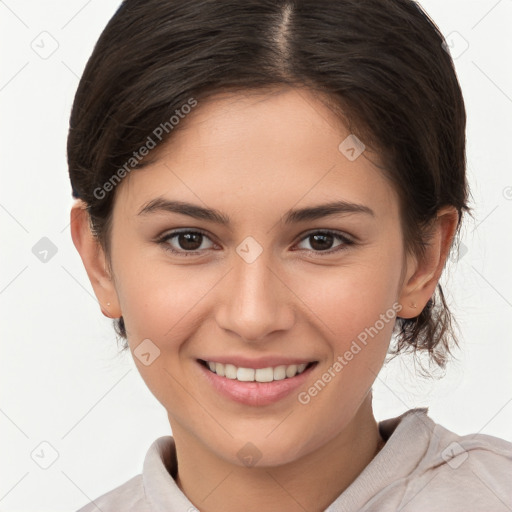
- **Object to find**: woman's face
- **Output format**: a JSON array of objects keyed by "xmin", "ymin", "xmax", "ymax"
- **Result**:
[{"xmin": 107, "ymin": 87, "xmax": 410, "ymax": 466}]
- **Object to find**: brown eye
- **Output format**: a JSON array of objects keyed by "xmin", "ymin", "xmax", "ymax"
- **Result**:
[
  {"xmin": 295, "ymin": 230, "xmax": 354, "ymax": 255},
  {"xmin": 176, "ymin": 232, "xmax": 203, "ymax": 251},
  {"xmin": 159, "ymin": 230, "xmax": 215, "ymax": 256},
  {"xmin": 308, "ymin": 233, "xmax": 335, "ymax": 251}
]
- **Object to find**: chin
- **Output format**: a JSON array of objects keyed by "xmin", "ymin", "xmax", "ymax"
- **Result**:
[{"xmin": 212, "ymin": 428, "xmax": 326, "ymax": 469}]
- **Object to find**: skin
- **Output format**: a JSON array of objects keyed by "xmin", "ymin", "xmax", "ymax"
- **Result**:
[{"xmin": 71, "ymin": 86, "xmax": 458, "ymax": 512}]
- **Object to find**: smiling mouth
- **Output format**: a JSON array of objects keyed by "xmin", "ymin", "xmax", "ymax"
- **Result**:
[{"xmin": 198, "ymin": 359, "xmax": 317, "ymax": 383}]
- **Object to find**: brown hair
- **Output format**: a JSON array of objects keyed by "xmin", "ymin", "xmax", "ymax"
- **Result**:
[{"xmin": 67, "ymin": 0, "xmax": 470, "ymax": 368}]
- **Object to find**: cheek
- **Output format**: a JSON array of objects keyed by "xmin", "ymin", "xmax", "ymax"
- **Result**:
[
  {"xmin": 292, "ymin": 258, "xmax": 401, "ymax": 343},
  {"xmin": 292, "ymin": 268, "xmax": 397, "ymax": 435},
  {"xmin": 114, "ymin": 250, "xmax": 216, "ymax": 341},
  {"xmin": 115, "ymin": 260, "xmax": 212, "ymax": 409}
]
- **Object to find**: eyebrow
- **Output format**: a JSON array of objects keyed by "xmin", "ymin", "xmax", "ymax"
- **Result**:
[{"xmin": 137, "ymin": 197, "xmax": 374, "ymax": 225}]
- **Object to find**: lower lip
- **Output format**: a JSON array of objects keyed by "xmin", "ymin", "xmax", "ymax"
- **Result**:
[{"xmin": 197, "ymin": 360, "xmax": 316, "ymax": 406}]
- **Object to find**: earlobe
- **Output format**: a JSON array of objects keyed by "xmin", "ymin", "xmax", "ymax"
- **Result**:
[
  {"xmin": 70, "ymin": 201, "xmax": 122, "ymax": 319},
  {"xmin": 398, "ymin": 206, "xmax": 459, "ymax": 318}
]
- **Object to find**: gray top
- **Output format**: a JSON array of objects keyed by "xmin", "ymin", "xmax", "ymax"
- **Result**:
[{"xmin": 75, "ymin": 408, "xmax": 512, "ymax": 511}]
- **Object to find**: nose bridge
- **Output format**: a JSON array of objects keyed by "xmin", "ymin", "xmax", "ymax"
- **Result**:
[{"xmin": 215, "ymin": 242, "xmax": 294, "ymax": 341}]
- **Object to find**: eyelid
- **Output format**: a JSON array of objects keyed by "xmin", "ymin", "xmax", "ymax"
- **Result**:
[{"xmin": 295, "ymin": 228, "xmax": 355, "ymax": 245}]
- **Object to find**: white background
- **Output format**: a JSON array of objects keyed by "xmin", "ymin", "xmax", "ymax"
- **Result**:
[{"xmin": 1, "ymin": 1, "xmax": 511, "ymax": 511}]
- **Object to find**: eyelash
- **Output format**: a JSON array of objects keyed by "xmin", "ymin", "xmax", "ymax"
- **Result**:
[{"xmin": 156, "ymin": 229, "xmax": 355, "ymax": 257}]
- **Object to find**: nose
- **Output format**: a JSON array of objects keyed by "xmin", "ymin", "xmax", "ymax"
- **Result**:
[{"xmin": 215, "ymin": 249, "xmax": 295, "ymax": 342}]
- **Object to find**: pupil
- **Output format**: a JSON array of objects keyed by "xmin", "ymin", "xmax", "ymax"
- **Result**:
[
  {"xmin": 180, "ymin": 232, "xmax": 202, "ymax": 250},
  {"xmin": 311, "ymin": 233, "xmax": 332, "ymax": 251}
]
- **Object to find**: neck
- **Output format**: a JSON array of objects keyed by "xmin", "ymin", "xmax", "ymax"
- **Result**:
[{"xmin": 172, "ymin": 395, "xmax": 382, "ymax": 512}]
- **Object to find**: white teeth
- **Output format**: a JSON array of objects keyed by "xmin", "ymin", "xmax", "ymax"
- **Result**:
[
  {"xmin": 255, "ymin": 367, "xmax": 274, "ymax": 382},
  {"xmin": 273, "ymin": 365, "xmax": 287, "ymax": 381},
  {"xmin": 237, "ymin": 367, "xmax": 255, "ymax": 381},
  {"xmin": 205, "ymin": 361, "xmax": 311, "ymax": 382},
  {"xmin": 225, "ymin": 364, "xmax": 237, "ymax": 379},
  {"xmin": 216, "ymin": 363, "xmax": 225, "ymax": 377},
  {"xmin": 285, "ymin": 364, "xmax": 298, "ymax": 378}
]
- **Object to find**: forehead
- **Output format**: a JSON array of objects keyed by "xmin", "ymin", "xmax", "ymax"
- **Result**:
[{"xmin": 113, "ymin": 87, "xmax": 399, "ymax": 223}]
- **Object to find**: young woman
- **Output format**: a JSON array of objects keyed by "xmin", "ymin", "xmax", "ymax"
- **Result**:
[{"xmin": 68, "ymin": 0, "xmax": 512, "ymax": 510}]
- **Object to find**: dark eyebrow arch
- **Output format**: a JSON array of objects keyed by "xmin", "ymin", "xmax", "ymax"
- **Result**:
[{"xmin": 137, "ymin": 198, "xmax": 374, "ymax": 225}]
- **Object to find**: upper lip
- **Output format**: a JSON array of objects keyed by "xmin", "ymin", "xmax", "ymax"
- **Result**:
[{"xmin": 198, "ymin": 356, "xmax": 317, "ymax": 369}]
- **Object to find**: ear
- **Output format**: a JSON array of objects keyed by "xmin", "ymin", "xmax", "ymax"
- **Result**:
[
  {"xmin": 70, "ymin": 200, "xmax": 122, "ymax": 319},
  {"xmin": 398, "ymin": 206, "xmax": 459, "ymax": 319}
]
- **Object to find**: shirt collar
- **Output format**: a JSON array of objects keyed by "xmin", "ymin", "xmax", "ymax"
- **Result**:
[{"xmin": 142, "ymin": 408, "xmax": 434, "ymax": 512}]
